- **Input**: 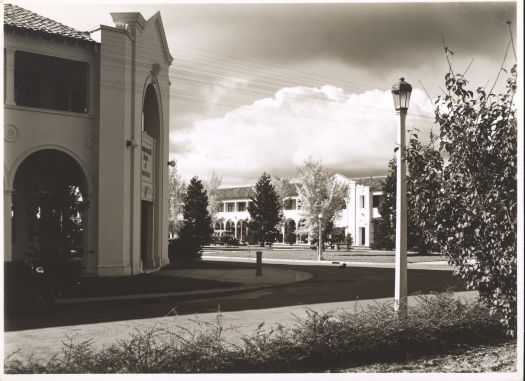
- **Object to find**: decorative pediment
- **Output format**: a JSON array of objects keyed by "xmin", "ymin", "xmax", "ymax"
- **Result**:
[{"xmin": 145, "ymin": 12, "xmax": 173, "ymax": 65}]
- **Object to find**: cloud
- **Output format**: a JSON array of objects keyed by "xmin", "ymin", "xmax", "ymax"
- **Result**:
[
  {"xmin": 171, "ymin": 85, "xmax": 434, "ymax": 184},
  {"xmin": 168, "ymin": 3, "xmax": 516, "ymax": 74},
  {"xmin": 208, "ymin": 77, "xmax": 250, "ymax": 106}
]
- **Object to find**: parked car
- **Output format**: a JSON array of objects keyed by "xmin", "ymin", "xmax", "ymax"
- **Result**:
[
  {"xmin": 226, "ymin": 237, "xmax": 239, "ymax": 247},
  {"xmin": 212, "ymin": 230, "xmax": 235, "ymax": 245}
]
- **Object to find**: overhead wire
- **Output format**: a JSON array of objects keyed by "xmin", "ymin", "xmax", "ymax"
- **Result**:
[{"xmin": 11, "ymin": 32, "xmax": 435, "ymax": 124}]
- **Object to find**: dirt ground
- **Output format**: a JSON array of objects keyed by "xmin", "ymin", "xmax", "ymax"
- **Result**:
[{"xmin": 337, "ymin": 341, "xmax": 517, "ymax": 373}]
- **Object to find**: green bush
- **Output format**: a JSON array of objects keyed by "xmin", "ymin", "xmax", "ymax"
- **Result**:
[
  {"xmin": 405, "ymin": 58, "xmax": 517, "ymax": 335},
  {"xmin": 5, "ymin": 293, "xmax": 507, "ymax": 374},
  {"xmin": 345, "ymin": 233, "xmax": 353, "ymax": 250},
  {"xmin": 168, "ymin": 237, "xmax": 202, "ymax": 263},
  {"xmin": 176, "ymin": 177, "xmax": 213, "ymax": 261},
  {"xmin": 284, "ymin": 231, "xmax": 296, "ymax": 245}
]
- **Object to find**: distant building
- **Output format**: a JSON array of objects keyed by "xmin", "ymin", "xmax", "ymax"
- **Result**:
[
  {"xmin": 214, "ymin": 174, "xmax": 385, "ymax": 247},
  {"xmin": 3, "ymin": 4, "xmax": 172, "ymax": 275}
]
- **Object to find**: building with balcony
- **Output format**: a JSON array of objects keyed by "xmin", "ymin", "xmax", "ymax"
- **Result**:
[
  {"xmin": 214, "ymin": 174, "xmax": 385, "ymax": 247},
  {"xmin": 3, "ymin": 4, "xmax": 172, "ymax": 276}
]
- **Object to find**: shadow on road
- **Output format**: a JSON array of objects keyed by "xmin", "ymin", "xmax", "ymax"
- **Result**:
[{"xmin": 5, "ymin": 262, "xmax": 465, "ymax": 332}]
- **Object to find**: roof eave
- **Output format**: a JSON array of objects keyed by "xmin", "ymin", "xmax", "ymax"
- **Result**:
[{"xmin": 4, "ymin": 24, "xmax": 99, "ymax": 49}]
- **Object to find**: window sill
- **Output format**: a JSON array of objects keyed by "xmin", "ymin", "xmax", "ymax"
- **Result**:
[{"xmin": 4, "ymin": 104, "xmax": 95, "ymax": 119}]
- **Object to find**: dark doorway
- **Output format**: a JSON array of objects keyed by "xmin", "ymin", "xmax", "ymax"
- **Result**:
[
  {"xmin": 12, "ymin": 149, "xmax": 88, "ymax": 262},
  {"xmin": 140, "ymin": 201, "xmax": 153, "ymax": 269},
  {"xmin": 141, "ymin": 84, "xmax": 160, "ymax": 269}
]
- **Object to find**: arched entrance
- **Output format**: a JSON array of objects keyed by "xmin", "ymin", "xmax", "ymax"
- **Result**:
[
  {"xmin": 238, "ymin": 219, "xmax": 248, "ymax": 242},
  {"xmin": 12, "ymin": 149, "xmax": 89, "ymax": 263},
  {"xmin": 141, "ymin": 83, "xmax": 161, "ymax": 270},
  {"xmin": 225, "ymin": 220, "xmax": 235, "ymax": 234}
]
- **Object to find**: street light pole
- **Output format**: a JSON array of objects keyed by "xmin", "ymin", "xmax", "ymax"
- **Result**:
[
  {"xmin": 391, "ymin": 77, "xmax": 412, "ymax": 315},
  {"xmin": 318, "ymin": 213, "xmax": 323, "ymax": 261}
]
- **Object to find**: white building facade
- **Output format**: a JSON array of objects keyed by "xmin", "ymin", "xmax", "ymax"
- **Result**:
[
  {"xmin": 3, "ymin": 4, "xmax": 172, "ymax": 276},
  {"xmin": 214, "ymin": 174, "xmax": 385, "ymax": 248}
]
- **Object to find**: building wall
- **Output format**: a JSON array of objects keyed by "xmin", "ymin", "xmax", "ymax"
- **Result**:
[
  {"xmin": 215, "ymin": 197, "xmax": 304, "ymax": 242},
  {"xmin": 215, "ymin": 182, "xmax": 381, "ymax": 247},
  {"xmin": 3, "ymin": 10, "xmax": 172, "ymax": 276},
  {"xmin": 96, "ymin": 13, "xmax": 172, "ymax": 276},
  {"xmin": 3, "ymin": 32, "xmax": 99, "ymax": 267}
]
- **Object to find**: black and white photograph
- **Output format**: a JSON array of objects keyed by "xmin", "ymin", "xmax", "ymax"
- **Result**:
[{"xmin": 1, "ymin": 0, "xmax": 522, "ymax": 378}]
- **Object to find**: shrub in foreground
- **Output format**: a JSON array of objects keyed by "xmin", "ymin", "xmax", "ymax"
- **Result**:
[{"xmin": 5, "ymin": 293, "xmax": 507, "ymax": 374}]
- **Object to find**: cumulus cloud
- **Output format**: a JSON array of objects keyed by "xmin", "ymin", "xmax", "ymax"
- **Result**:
[{"xmin": 171, "ymin": 85, "xmax": 434, "ymax": 185}]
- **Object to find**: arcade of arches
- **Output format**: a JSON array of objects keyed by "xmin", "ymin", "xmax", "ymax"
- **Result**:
[{"xmin": 214, "ymin": 217, "xmax": 307, "ymax": 244}]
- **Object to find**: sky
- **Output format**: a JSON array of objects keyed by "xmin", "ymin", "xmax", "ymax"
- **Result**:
[{"xmin": 8, "ymin": 1, "xmax": 519, "ymax": 186}]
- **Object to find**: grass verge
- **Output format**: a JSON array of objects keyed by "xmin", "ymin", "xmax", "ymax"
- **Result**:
[{"xmin": 5, "ymin": 292, "xmax": 512, "ymax": 373}]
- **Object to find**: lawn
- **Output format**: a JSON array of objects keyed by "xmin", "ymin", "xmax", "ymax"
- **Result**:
[{"xmin": 203, "ymin": 246, "xmax": 447, "ymax": 263}]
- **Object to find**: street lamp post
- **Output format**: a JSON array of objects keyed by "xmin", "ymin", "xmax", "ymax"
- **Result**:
[
  {"xmin": 318, "ymin": 213, "xmax": 323, "ymax": 261},
  {"xmin": 391, "ymin": 77, "xmax": 412, "ymax": 314}
]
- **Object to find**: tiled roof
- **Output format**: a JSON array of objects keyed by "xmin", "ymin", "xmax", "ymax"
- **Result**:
[
  {"xmin": 217, "ymin": 175, "xmax": 386, "ymax": 200},
  {"xmin": 216, "ymin": 187, "xmax": 254, "ymax": 201},
  {"xmin": 4, "ymin": 3, "xmax": 95, "ymax": 43},
  {"xmin": 216, "ymin": 182, "xmax": 300, "ymax": 201},
  {"xmin": 353, "ymin": 176, "xmax": 386, "ymax": 192}
]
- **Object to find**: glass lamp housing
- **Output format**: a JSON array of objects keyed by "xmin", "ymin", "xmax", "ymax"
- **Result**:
[{"xmin": 391, "ymin": 77, "xmax": 412, "ymax": 111}]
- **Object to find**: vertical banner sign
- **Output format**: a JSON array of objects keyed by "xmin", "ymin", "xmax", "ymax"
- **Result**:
[{"xmin": 141, "ymin": 132, "xmax": 155, "ymax": 201}]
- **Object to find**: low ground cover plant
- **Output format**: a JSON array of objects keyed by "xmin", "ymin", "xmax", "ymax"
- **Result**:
[{"xmin": 5, "ymin": 293, "xmax": 509, "ymax": 374}]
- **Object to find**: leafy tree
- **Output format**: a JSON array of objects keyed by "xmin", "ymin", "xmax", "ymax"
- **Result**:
[
  {"xmin": 273, "ymin": 176, "xmax": 293, "ymax": 209},
  {"xmin": 168, "ymin": 161, "xmax": 185, "ymax": 237},
  {"xmin": 247, "ymin": 173, "xmax": 283, "ymax": 246},
  {"xmin": 371, "ymin": 159, "xmax": 396, "ymax": 250},
  {"xmin": 176, "ymin": 177, "xmax": 213, "ymax": 261},
  {"xmin": 371, "ymin": 157, "xmax": 433, "ymax": 254},
  {"xmin": 204, "ymin": 171, "xmax": 222, "ymax": 225},
  {"xmin": 345, "ymin": 233, "xmax": 354, "ymax": 250},
  {"xmin": 310, "ymin": 220, "xmax": 334, "ymax": 249},
  {"xmin": 405, "ymin": 45, "xmax": 517, "ymax": 334},
  {"xmin": 273, "ymin": 176, "xmax": 292, "ymax": 240},
  {"xmin": 296, "ymin": 158, "xmax": 348, "ymax": 246},
  {"xmin": 330, "ymin": 227, "xmax": 346, "ymax": 249}
]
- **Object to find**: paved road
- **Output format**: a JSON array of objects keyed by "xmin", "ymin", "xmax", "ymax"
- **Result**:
[{"xmin": 5, "ymin": 261, "xmax": 465, "ymax": 332}]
